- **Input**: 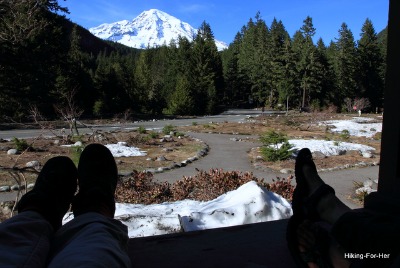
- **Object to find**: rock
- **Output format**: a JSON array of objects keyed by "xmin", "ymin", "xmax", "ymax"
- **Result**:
[
  {"xmin": 312, "ymin": 151, "xmax": 327, "ymax": 159},
  {"xmin": 0, "ymin": 186, "xmax": 11, "ymax": 192},
  {"xmin": 27, "ymin": 183, "xmax": 35, "ymax": 189},
  {"xmin": 280, "ymin": 168, "xmax": 294, "ymax": 174},
  {"xmin": 146, "ymin": 158, "xmax": 153, "ymax": 161},
  {"xmin": 53, "ymin": 140, "xmax": 60, "ymax": 145},
  {"xmin": 157, "ymin": 167, "xmax": 165, "ymax": 172},
  {"xmin": 162, "ymin": 148, "xmax": 173, "ymax": 152},
  {"xmin": 74, "ymin": 141, "xmax": 83, "ymax": 147},
  {"xmin": 188, "ymin": 156, "xmax": 198, "ymax": 162},
  {"xmin": 0, "ymin": 146, "xmax": 11, "ymax": 151},
  {"xmin": 156, "ymin": 155, "xmax": 167, "ymax": 161},
  {"xmin": 11, "ymin": 184, "xmax": 20, "ymax": 191},
  {"xmin": 338, "ymin": 149, "xmax": 347, "ymax": 156},
  {"xmin": 173, "ymin": 162, "xmax": 182, "ymax": 168},
  {"xmin": 7, "ymin": 149, "xmax": 18, "ymax": 155},
  {"xmin": 362, "ymin": 152, "xmax": 374, "ymax": 158},
  {"xmin": 256, "ymin": 156, "xmax": 263, "ymax": 160},
  {"xmin": 26, "ymin": 160, "xmax": 40, "ymax": 168}
]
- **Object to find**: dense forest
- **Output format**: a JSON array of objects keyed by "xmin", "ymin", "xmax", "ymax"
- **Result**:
[{"xmin": 0, "ymin": 0, "xmax": 387, "ymax": 122}]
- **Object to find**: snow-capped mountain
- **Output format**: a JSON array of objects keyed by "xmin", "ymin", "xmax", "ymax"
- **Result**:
[{"xmin": 89, "ymin": 9, "xmax": 228, "ymax": 51}]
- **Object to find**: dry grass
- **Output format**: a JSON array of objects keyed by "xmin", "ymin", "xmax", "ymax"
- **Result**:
[{"xmin": 0, "ymin": 130, "xmax": 204, "ymax": 186}]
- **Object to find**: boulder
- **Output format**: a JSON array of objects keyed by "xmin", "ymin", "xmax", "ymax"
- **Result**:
[
  {"xmin": 74, "ymin": 141, "xmax": 83, "ymax": 147},
  {"xmin": 156, "ymin": 155, "xmax": 167, "ymax": 161},
  {"xmin": 362, "ymin": 152, "xmax": 374, "ymax": 158},
  {"xmin": 0, "ymin": 186, "xmax": 11, "ymax": 192},
  {"xmin": 280, "ymin": 168, "xmax": 294, "ymax": 174},
  {"xmin": 312, "ymin": 151, "xmax": 327, "ymax": 159},
  {"xmin": 7, "ymin": 149, "xmax": 18, "ymax": 155},
  {"xmin": 26, "ymin": 160, "xmax": 40, "ymax": 168}
]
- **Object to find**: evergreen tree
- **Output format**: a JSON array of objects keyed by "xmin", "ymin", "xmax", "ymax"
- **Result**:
[
  {"xmin": 276, "ymin": 37, "xmax": 297, "ymax": 111},
  {"xmin": 0, "ymin": 0, "xmax": 68, "ymax": 119},
  {"xmin": 334, "ymin": 23, "xmax": 358, "ymax": 107},
  {"xmin": 315, "ymin": 38, "xmax": 336, "ymax": 107},
  {"xmin": 356, "ymin": 19, "xmax": 384, "ymax": 110},
  {"xmin": 192, "ymin": 21, "xmax": 223, "ymax": 114},
  {"xmin": 297, "ymin": 16, "xmax": 318, "ymax": 108},
  {"xmin": 166, "ymin": 75, "xmax": 195, "ymax": 115},
  {"xmin": 267, "ymin": 18, "xmax": 290, "ymax": 108}
]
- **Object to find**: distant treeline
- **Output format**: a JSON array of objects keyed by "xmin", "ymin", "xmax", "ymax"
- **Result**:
[{"xmin": 0, "ymin": 1, "xmax": 387, "ymax": 121}]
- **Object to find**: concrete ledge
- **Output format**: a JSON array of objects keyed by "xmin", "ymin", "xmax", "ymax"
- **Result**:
[{"xmin": 128, "ymin": 219, "xmax": 296, "ymax": 267}]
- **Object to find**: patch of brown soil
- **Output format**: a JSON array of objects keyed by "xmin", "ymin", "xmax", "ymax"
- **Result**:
[
  {"xmin": 0, "ymin": 131, "xmax": 204, "ymax": 187},
  {"xmin": 180, "ymin": 112, "xmax": 382, "ymax": 172}
]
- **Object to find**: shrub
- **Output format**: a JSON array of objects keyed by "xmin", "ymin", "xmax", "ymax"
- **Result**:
[
  {"xmin": 162, "ymin": 124, "xmax": 175, "ymax": 135},
  {"xmin": 260, "ymin": 130, "xmax": 294, "ymax": 162},
  {"xmin": 137, "ymin": 126, "xmax": 147, "ymax": 134},
  {"xmin": 148, "ymin": 131, "xmax": 158, "ymax": 139},
  {"xmin": 115, "ymin": 169, "xmax": 295, "ymax": 204},
  {"xmin": 70, "ymin": 145, "xmax": 84, "ymax": 165},
  {"xmin": 192, "ymin": 122, "xmax": 198, "ymax": 126},
  {"xmin": 93, "ymin": 100, "xmax": 104, "ymax": 116},
  {"xmin": 333, "ymin": 141, "xmax": 340, "ymax": 146},
  {"xmin": 12, "ymin": 137, "xmax": 30, "ymax": 152},
  {"xmin": 340, "ymin": 129, "xmax": 350, "ymax": 140}
]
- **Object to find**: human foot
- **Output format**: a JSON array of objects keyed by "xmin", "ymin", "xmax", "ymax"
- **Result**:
[
  {"xmin": 293, "ymin": 148, "xmax": 336, "ymax": 222},
  {"xmin": 72, "ymin": 144, "xmax": 118, "ymax": 218},
  {"xmin": 17, "ymin": 156, "xmax": 78, "ymax": 230}
]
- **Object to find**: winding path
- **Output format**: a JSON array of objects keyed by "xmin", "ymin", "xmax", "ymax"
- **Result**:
[
  {"xmin": 154, "ymin": 132, "xmax": 378, "ymax": 209},
  {"xmin": 0, "ymin": 110, "xmax": 379, "ymax": 208}
]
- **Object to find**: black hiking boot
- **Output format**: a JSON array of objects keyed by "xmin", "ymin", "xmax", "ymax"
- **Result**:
[
  {"xmin": 72, "ymin": 144, "xmax": 118, "ymax": 218},
  {"xmin": 17, "ymin": 156, "xmax": 78, "ymax": 230}
]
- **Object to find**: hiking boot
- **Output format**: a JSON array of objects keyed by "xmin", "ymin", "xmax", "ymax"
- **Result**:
[
  {"xmin": 72, "ymin": 144, "xmax": 118, "ymax": 218},
  {"xmin": 17, "ymin": 156, "xmax": 78, "ymax": 230}
]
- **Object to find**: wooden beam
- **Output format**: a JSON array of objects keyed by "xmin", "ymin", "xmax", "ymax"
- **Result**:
[{"xmin": 378, "ymin": 0, "xmax": 400, "ymax": 195}]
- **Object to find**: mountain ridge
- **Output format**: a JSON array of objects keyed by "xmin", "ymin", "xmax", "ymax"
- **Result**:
[{"xmin": 89, "ymin": 9, "xmax": 228, "ymax": 51}]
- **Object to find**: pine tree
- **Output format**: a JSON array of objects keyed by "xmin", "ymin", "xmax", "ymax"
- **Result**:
[
  {"xmin": 192, "ymin": 21, "xmax": 223, "ymax": 114},
  {"xmin": 297, "ymin": 16, "xmax": 317, "ymax": 108},
  {"xmin": 166, "ymin": 75, "xmax": 195, "ymax": 115},
  {"xmin": 356, "ymin": 19, "xmax": 384, "ymax": 110},
  {"xmin": 276, "ymin": 37, "xmax": 297, "ymax": 111},
  {"xmin": 315, "ymin": 38, "xmax": 336, "ymax": 107},
  {"xmin": 267, "ymin": 18, "xmax": 290, "ymax": 108},
  {"xmin": 334, "ymin": 23, "xmax": 358, "ymax": 107}
]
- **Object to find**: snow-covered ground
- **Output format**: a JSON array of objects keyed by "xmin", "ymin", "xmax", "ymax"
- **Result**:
[
  {"xmin": 61, "ymin": 116, "xmax": 381, "ymax": 237},
  {"xmin": 105, "ymin": 142, "xmax": 147, "ymax": 157},
  {"xmin": 320, "ymin": 116, "xmax": 382, "ymax": 138},
  {"xmin": 289, "ymin": 139, "xmax": 375, "ymax": 156},
  {"xmin": 63, "ymin": 181, "xmax": 292, "ymax": 238}
]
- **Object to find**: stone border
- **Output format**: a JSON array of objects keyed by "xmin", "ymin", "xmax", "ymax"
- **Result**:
[
  {"xmin": 123, "ymin": 135, "xmax": 209, "ymax": 175},
  {"xmin": 0, "ymin": 135, "xmax": 210, "ymax": 192},
  {"xmin": 252, "ymin": 158, "xmax": 380, "ymax": 175}
]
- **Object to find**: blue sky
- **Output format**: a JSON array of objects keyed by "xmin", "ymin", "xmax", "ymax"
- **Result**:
[{"xmin": 62, "ymin": 0, "xmax": 389, "ymax": 45}]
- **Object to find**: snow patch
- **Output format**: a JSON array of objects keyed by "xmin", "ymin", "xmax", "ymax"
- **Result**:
[
  {"xmin": 105, "ymin": 142, "xmax": 147, "ymax": 157},
  {"xmin": 63, "ymin": 181, "xmax": 292, "ymax": 238},
  {"xmin": 289, "ymin": 139, "xmax": 375, "ymax": 156},
  {"xmin": 321, "ymin": 117, "xmax": 382, "ymax": 137}
]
